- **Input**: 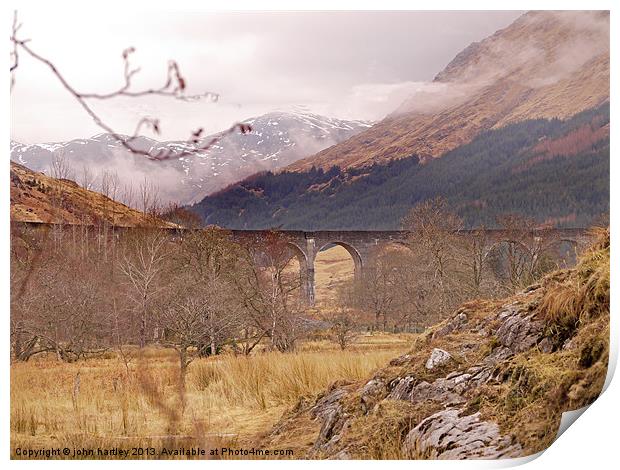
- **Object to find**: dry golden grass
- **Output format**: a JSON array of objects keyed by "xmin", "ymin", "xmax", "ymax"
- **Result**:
[
  {"xmin": 541, "ymin": 227, "xmax": 610, "ymax": 332},
  {"xmin": 10, "ymin": 334, "xmax": 411, "ymax": 459}
]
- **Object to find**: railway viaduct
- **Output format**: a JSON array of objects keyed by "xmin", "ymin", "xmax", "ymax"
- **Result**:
[
  {"xmin": 230, "ymin": 228, "xmax": 591, "ymax": 306},
  {"xmin": 11, "ymin": 222, "xmax": 592, "ymax": 306}
]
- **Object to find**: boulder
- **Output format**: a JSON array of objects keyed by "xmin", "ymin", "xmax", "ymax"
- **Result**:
[
  {"xmin": 433, "ymin": 311, "xmax": 468, "ymax": 338},
  {"xmin": 425, "ymin": 348, "xmax": 452, "ymax": 370},
  {"xmin": 387, "ymin": 376, "xmax": 417, "ymax": 401},
  {"xmin": 307, "ymin": 383, "xmax": 353, "ymax": 456},
  {"xmin": 409, "ymin": 380, "xmax": 465, "ymax": 406},
  {"xmin": 360, "ymin": 378, "xmax": 387, "ymax": 413},
  {"xmin": 310, "ymin": 384, "xmax": 349, "ymax": 420},
  {"xmin": 495, "ymin": 303, "xmax": 544, "ymax": 353}
]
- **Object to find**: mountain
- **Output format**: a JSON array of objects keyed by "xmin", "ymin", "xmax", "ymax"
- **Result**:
[
  {"xmin": 10, "ymin": 162, "xmax": 164, "ymax": 227},
  {"xmin": 10, "ymin": 111, "xmax": 372, "ymax": 205},
  {"xmin": 190, "ymin": 104, "xmax": 609, "ymax": 230},
  {"xmin": 287, "ymin": 11, "xmax": 609, "ymax": 172},
  {"xmin": 191, "ymin": 11, "xmax": 610, "ymax": 230}
]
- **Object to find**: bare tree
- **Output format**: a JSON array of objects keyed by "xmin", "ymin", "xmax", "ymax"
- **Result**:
[
  {"xmin": 9, "ymin": 8, "xmax": 254, "ymax": 313},
  {"xmin": 173, "ymin": 227, "xmax": 244, "ymax": 355},
  {"xmin": 159, "ymin": 297, "xmax": 209, "ymax": 402},
  {"xmin": 10, "ymin": 226, "xmax": 116, "ymax": 362},
  {"xmin": 50, "ymin": 151, "xmax": 74, "ymax": 180},
  {"xmin": 326, "ymin": 294, "xmax": 360, "ymax": 350},
  {"xmin": 138, "ymin": 177, "xmax": 161, "ymax": 218},
  {"xmin": 402, "ymin": 197, "xmax": 463, "ymax": 316},
  {"xmin": 121, "ymin": 181, "xmax": 136, "ymax": 209},
  {"xmin": 454, "ymin": 227, "xmax": 500, "ymax": 300},
  {"xmin": 382, "ymin": 247, "xmax": 437, "ymax": 331},
  {"xmin": 494, "ymin": 215, "xmax": 560, "ymax": 292},
  {"xmin": 235, "ymin": 231, "xmax": 304, "ymax": 352},
  {"xmin": 79, "ymin": 164, "xmax": 95, "ymax": 191},
  {"xmin": 353, "ymin": 252, "xmax": 396, "ymax": 332},
  {"xmin": 119, "ymin": 229, "xmax": 169, "ymax": 348}
]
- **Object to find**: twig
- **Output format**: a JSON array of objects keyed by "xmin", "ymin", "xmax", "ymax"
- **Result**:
[{"xmin": 9, "ymin": 11, "xmax": 252, "ymax": 160}]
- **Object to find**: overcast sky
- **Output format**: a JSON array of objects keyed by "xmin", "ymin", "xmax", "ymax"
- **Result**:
[{"xmin": 10, "ymin": 10, "xmax": 522, "ymax": 143}]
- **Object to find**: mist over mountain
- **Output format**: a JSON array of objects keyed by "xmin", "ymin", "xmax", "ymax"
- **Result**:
[
  {"xmin": 11, "ymin": 11, "xmax": 609, "ymax": 230},
  {"xmin": 10, "ymin": 111, "xmax": 371, "ymax": 206},
  {"xmin": 287, "ymin": 11, "xmax": 609, "ymax": 172}
]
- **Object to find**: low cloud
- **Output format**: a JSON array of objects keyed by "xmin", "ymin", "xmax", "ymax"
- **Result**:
[{"xmin": 392, "ymin": 11, "xmax": 609, "ymax": 117}]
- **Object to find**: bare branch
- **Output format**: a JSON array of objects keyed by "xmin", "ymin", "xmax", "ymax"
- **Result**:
[{"xmin": 9, "ymin": 11, "xmax": 252, "ymax": 160}]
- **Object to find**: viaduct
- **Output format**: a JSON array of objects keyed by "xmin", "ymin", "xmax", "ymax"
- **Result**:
[
  {"xmin": 11, "ymin": 222, "xmax": 592, "ymax": 306},
  {"xmin": 229, "ymin": 228, "xmax": 591, "ymax": 306}
]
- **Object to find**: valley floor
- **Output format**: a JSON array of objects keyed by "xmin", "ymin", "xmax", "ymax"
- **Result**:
[{"xmin": 10, "ymin": 334, "xmax": 413, "ymax": 459}]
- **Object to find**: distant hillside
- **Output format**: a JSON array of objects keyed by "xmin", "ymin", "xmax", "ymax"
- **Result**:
[
  {"xmin": 11, "ymin": 111, "xmax": 371, "ymax": 205},
  {"xmin": 190, "ymin": 104, "xmax": 609, "ymax": 230},
  {"xmin": 10, "ymin": 162, "xmax": 164, "ymax": 227},
  {"xmin": 287, "ymin": 11, "xmax": 609, "ymax": 172}
]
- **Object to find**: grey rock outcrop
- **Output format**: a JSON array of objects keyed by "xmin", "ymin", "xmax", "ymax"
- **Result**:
[
  {"xmin": 403, "ymin": 409, "xmax": 523, "ymax": 459},
  {"xmin": 307, "ymin": 384, "xmax": 352, "ymax": 456},
  {"xmin": 433, "ymin": 310, "xmax": 469, "ymax": 338},
  {"xmin": 267, "ymin": 283, "xmax": 557, "ymax": 460},
  {"xmin": 495, "ymin": 302, "xmax": 544, "ymax": 353}
]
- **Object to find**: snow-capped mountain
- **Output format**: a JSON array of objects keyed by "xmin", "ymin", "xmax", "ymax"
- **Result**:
[{"xmin": 10, "ymin": 111, "xmax": 372, "ymax": 205}]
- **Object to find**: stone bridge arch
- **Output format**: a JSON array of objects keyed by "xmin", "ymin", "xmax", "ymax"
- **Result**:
[
  {"xmin": 227, "ymin": 230, "xmax": 397, "ymax": 305},
  {"xmin": 309, "ymin": 241, "xmax": 364, "ymax": 306},
  {"xmin": 316, "ymin": 241, "xmax": 363, "ymax": 277},
  {"xmin": 9, "ymin": 223, "xmax": 592, "ymax": 308}
]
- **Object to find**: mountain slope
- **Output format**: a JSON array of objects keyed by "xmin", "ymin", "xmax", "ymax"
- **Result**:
[
  {"xmin": 10, "ymin": 162, "xmax": 163, "ymax": 226},
  {"xmin": 259, "ymin": 229, "xmax": 609, "ymax": 459},
  {"xmin": 11, "ymin": 111, "xmax": 371, "ymax": 205},
  {"xmin": 190, "ymin": 104, "xmax": 609, "ymax": 230},
  {"xmin": 287, "ymin": 11, "xmax": 609, "ymax": 172}
]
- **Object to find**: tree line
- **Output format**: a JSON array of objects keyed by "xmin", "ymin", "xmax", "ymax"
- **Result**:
[
  {"xmin": 331, "ymin": 198, "xmax": 579, "ymax": 340},
  {"xmin": 10, "ymin": 221, "xmax": 309, "ymax": 387}
]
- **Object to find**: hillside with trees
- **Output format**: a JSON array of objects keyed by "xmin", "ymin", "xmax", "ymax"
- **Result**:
[
  {"xmin": 10, "ymin": 162, "xmax": 170, "ymax": 227},
  {"xmin": 191, "ymin": 103, "xmax": 609, "ymax": 230}
]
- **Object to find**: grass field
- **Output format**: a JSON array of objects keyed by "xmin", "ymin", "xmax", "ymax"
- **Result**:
[{"xmin": 10, "ymin": 333, "xmax": 413, "ymax": 459}]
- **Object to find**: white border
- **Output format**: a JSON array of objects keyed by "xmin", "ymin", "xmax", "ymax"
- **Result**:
[{"xmin": 3, "ymin": 1, "xmax": 617, "ymax": 469}]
